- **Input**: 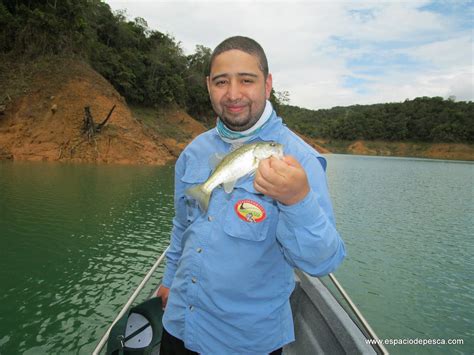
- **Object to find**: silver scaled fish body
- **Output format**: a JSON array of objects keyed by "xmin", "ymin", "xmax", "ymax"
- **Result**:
[{"xmin": 186, "ymin": 141, "xmax": 284, "ymax": 212}]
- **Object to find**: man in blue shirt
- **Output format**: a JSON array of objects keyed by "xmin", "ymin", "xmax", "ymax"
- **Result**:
[{"xmin": 157, "ymin": 36, "xmax": 346, "ymax": 354}]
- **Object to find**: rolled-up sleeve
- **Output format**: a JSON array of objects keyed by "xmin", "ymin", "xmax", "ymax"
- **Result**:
[{"xmin": 276, "ymin": 154, "xmax": 345, "ymax": 276}]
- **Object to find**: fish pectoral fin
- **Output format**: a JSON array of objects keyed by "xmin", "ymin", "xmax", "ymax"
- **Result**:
[
  {"xmin": 209, "ymin": 153, "xmax": 225, "ymax": 169},
  {"xmin": 252, "ymin": 156, "xmax": 260, "ymax": 170},
  {"xmin": 222, "ymin": 180, "xmax": 237, "ymax": 194}
]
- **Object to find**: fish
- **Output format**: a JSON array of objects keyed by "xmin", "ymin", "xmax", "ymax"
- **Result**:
[{"xmin": 186, "ymin": 141, "xmax": 284, "ymax": 212}]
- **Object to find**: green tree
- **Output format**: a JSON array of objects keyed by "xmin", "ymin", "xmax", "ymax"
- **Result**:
[{"xmin": 184, "ymin": 45, "xmax": 213, "ymax": 121}]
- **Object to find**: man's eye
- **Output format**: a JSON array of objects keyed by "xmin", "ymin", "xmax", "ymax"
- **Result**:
[
  {"xmin": 215, "ymin": 80, "xmax": 227, "ymax": 86},
  {"xmin": 243, "ymin": 79, "xmax": 254, "ymax": 84}
]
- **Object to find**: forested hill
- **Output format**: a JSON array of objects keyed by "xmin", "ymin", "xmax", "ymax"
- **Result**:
[
  {"xmin": 280, "ymin": 97, "xmax": 473, "ymax": 143},
  {"xmin": 0, "ymin": 0, "xmax": 215, "ymax": 120}
]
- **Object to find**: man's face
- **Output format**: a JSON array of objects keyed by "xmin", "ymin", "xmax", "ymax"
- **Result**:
[{"xmin": 207, "ymin": 50, "xmax": 272, "ymax": 132}]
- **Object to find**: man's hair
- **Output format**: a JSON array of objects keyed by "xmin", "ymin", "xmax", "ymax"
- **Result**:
[{"xmin": 208, "ymin": 36, "xmax": 269, "ymax": 78}]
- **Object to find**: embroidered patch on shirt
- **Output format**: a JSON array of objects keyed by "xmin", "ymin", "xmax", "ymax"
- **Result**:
[{"xmin": 234, "ymin": 199, "xmax": 266, "ymax": 223}]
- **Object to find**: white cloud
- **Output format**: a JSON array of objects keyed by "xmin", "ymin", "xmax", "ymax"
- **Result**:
[
  {"xmin": 408, "ymin": 35, "xmax": 473, "ymax": 67},
  {"xmin": 105, "ymin": 0, "xmax": 473, "ymax": 109}
]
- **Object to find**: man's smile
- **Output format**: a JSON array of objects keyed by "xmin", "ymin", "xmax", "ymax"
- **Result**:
[{"xmin": 225, "ymin": 104, "xmax": 247, "ymax": 114}]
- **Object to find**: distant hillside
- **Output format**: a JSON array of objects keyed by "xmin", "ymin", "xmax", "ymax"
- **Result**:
[{"xmin": 280, "ymin": 98, "xmax": 473, "ymax": 143}]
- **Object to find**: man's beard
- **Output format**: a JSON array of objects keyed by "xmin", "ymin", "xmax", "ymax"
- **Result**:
[{"xmin": 216, "ymin": 102, "xmax": 265, "ymax": 132}]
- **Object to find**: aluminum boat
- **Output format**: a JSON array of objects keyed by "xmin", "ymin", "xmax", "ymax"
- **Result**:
[{"xmin": 94, "ymin": 248, "xmax": 388, "ymax": 354}]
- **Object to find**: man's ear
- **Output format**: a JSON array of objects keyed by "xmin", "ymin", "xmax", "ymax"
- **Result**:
[{"xmin": 265, "ymin": 73, "xmax": 273, "ymax": 99}]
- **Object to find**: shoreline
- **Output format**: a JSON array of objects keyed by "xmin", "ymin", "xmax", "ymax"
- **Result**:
[
  {"xmin": 314, "ymin": 139, "xmax": 473, "ymax": 162},
  {"xmin": 324, "ymin": 152, "xmax": 473, "ymax": 163},
  {"xmin": 1, "ymin": 143, "xmax": 472, "ymax": 165}
]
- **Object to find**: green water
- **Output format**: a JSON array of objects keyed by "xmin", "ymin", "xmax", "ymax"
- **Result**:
[
  {"xmin": 0, "ymin": 156, "xmax": 472, "ymax": 354},
  {"xmin": 0, "ymin": 162, "xmax": 174, "ymax": 354}
]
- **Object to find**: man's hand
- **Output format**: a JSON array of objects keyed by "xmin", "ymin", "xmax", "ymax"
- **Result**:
[
  {"xmin": 156, "ymin": 285, "xmax": 170, "ymax": 309},
  {"xmin": 254, "ymin": 155, "xmax": 310, "ymax": 205}
]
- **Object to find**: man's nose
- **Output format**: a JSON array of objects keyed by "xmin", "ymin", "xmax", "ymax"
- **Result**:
[{"xmin": 226, "ymin": 81, "xmax": 241, "ymax": 101}]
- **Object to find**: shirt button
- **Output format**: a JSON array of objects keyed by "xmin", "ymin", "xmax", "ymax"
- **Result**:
[
  {"xmin": 196, "ymin": 247, "xmax": 202, "ymax": 253},
  {"xmin": 208, "ymin": 215, "xmax": 213, "ymax": 222},
  {"xmin": 189, "ymin": 305, "xmax": 194, "ymax": 311},
  {"xmin": 192, "ymin": 277, "xmax": 197, "ymax": 283}
]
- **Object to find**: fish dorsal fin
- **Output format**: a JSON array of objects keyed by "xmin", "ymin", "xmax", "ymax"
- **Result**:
[
  {"xmin": 222, "ymin": 179, "xmax": 237, "ymax": 194},
  {"xmin": 209, "ymin": 152, "xmax": 225, "ymax": 169}
]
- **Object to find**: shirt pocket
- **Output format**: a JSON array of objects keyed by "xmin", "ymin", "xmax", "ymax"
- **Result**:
[{"xmin": 223, "ymin": 178, "xmax": 277, "ymax": 242}]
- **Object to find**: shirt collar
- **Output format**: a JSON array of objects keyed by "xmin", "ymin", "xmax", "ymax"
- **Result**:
[{"xmin": 211, "ymin": 106, "xmax": 283, "ymax": 148}]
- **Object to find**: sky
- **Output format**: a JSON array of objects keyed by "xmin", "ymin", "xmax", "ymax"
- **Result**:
[{"xmin": 105, "ymin": 0, "xmax": 473, "ymax": 110}]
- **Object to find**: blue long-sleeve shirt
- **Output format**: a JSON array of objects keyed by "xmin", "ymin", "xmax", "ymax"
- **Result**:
[{"xmin": 161, "ymin": 112, "xmax": 346, "ymax": 354}]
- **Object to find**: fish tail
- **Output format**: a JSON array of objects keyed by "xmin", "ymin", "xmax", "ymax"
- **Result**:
[{"xmin": 186, "ymin": 184, "xmax": 211, "ymax": 212}]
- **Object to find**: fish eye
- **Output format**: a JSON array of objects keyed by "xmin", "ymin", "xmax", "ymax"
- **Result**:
[{"xmin": 270, "ymin": 142, "xmax": 276, "ymax": 147}]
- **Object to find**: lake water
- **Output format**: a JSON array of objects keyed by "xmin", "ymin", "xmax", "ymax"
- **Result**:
[{"xmin": 0, "ymin": 155, "xmax": 472, "ymax": 354}]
